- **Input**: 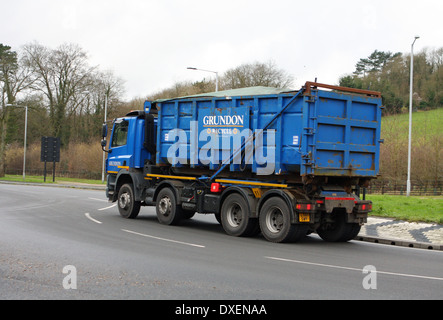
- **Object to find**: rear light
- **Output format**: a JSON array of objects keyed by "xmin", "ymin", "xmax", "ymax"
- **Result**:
[
  {"xmin": 296, "ymin": 203, "xmax": 315, "ymax": 211},
  {"xmin": 357, "ymin": 203, "xmax": 372, "ymax": 212},
  {"xmin": 210, "ymin": 183, "xmax": 223, "ymax": 193}
]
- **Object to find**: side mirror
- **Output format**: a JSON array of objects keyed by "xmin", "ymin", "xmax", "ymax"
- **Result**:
[
  {"xmin": 102, "ymin": 123, "xmax": 108, "ymax": 138},
  {"xmin": 101, "ymin": 124, "xmax": 111, "ymax": 153},
  {"xmin": 101, "ymin": 138, "xmax": 111, "ymax": 153}
]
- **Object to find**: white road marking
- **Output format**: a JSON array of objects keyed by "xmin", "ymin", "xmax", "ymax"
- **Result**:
[
  {"xmin": 121, "ymin": 229, "xmax": 205, "ymax": 248},
  {"xmin": 85, "ymin": 213, "xmax": 103, "ymax": 224},
  {"xmin": 88, "ymin": 197, "xmax": 109, "ymax": 202},
  {"xmin": 98, "ymin": 204, "xmax": 117, "ymax": 211},
  {"xmin": 265, "ymin": 256, "xmax": 443, "ymax": 281}
]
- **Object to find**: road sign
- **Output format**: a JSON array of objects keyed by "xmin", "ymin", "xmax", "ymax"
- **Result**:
[
  {"xmin": 41, "ymin": 137, "xmax": 60, "ymax": 162},
  {"xmin": 41, "ymin": 137, "xmax": 60, "ymax": 182}
]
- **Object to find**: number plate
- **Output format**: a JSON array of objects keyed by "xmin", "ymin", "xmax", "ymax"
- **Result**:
[{"xmin": 299, "ymin": 213, "xmax": 310, "ymax": 222}]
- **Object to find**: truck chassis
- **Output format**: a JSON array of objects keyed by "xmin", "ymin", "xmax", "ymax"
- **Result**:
[{"xmin": 106, "ymin": 166, "xmax": 371, "ymax": 243}]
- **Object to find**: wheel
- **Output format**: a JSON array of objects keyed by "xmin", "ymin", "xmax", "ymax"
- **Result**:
[
  {"xmin": 220, "ymin": 193, "xmax": 259, "ymax": 237},
  {"xmin": 317, "ymin": 210, "xmax": 361, "ymax": 242},
  {"xmin": 156, "ymin": 187, "xmax": 183, "ymax": 225},
  {"xmin": 117, "ymin": 183, "xmax": 141, "ymax": 219},
  {"xmin": 259, "ymin": 197, "xmax": 308, "ymax": 243}
]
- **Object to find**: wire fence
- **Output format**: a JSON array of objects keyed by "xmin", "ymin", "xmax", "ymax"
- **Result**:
[
  {"xmin": 5, "ymin": 168, "xmax": 442, "ymax": 196},
  {"xmin": 366, "ymin": 180, "xmax": 442, "ymax": 196},
  {"xmin": 6, "ymin": 168, "xmax": 102, "ymax": 181}
]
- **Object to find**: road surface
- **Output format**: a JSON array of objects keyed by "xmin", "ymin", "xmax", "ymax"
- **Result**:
[{"xmin": 0, "ymin": 183, "xmax": 442, "ymax": 300}]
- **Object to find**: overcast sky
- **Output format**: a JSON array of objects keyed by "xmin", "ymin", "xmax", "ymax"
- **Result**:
[{"xmin": 1, "ymin": 0, "xmax": 442, "ymax": 100}]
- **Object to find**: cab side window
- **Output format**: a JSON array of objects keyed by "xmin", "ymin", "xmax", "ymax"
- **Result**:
[{"xmin": 111, "ymin": 120, "xmax": 129, "ymax": 147}]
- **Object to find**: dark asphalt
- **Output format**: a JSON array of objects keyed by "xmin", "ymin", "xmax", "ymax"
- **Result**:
[{"xmin": 0, "ymin": 183, "xmax": 442, "ymax": 300}]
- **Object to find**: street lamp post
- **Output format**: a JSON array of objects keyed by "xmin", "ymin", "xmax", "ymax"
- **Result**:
[
  {"xmin": 407, "ymin": 36, "xmax": 419, "ymax": 197},
  {"xmin": 102, "ymin": 94, "xmax": 108, "ymax": 183},
  {"xmin": 6, "ymin": 104, "xmax": 27, "ymax": 181},
  {"xmin": 187, "ymin": 67, "xmax": 219, "ymax": 92}
]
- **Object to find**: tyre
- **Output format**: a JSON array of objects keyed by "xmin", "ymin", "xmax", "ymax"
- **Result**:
[
  {"xmin": 117, "ymin": 183, "xmax": 141, "ymax": 219},
  {"xmin": 220, "ymin": 193, "xmax": 259, "ymax": 237},
  {"xmin": 317, "ymin": 210, "xmax": 361, "ymax": 242},
  {"xmin": 182, "ymin": 211, "xmax": 195, "ymax": 219},
  {"xmin": 259, "ymin": 197, "xmax": 308, "ymax": 243},
  {"xmin": 214, "ymin": 213, "xmax": 222, "ymax": 224},
  {"xmin": 156, "ymin": 187, "xmax": 183, "ymax": 225}
]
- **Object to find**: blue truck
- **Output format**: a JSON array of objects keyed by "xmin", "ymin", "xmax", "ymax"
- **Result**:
[{"xmin": 101, "ymin": 82, "xmax": 382, "ymax": 243}]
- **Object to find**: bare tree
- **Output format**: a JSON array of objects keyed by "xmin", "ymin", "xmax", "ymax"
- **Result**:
[
  {"xmin": 0, "ymin": 44, "xmax": 34, "ymax": 176},
  {"xmin": 22, "ymin": 42, "xmax": 96, "ymax": 144},
  {"xmin": 221, "ymin": 60, "xmax": 294, "ymax": 90},
  {"xmin": 68, "ymin": 70, "xmax": 125, "ymax": 142}
]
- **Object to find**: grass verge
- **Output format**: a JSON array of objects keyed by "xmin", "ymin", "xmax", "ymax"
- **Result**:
[
  {"xmin": 366, "ymin": 194, "xmax": 443, "ymax": 224},
  {"xmin": 0, "ymin": 174, "xmax": 103, "ymax": 185}
]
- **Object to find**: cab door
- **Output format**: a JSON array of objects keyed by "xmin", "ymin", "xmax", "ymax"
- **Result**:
[{"xmin": 107, "ymin": 118, "xmax": 132, "ymax": 173}]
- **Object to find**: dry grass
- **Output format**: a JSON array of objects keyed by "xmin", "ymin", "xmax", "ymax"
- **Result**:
[{"xmin": 6, "ymin": 141, "xmax": 103, "ymax": 178}]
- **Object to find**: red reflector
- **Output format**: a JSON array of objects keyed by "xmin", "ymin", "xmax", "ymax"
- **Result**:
[
  {"xmin": 211, "ymin": 183, "xmax": 222, "ymax": 193},
  {"xmin": 362, "ymin": 204, "xmax": 366, "ymax": 210},
  {"xmin": 325, "ymin": 197, "xmax": 355, "ymax": 201},
  {"xmin": 296, "ymin": 203, "xmax": 314, "ymax": 211}
]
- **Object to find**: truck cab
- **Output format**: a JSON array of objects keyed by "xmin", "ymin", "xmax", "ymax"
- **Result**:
[
  {"xmin": 103, "ymin": 109, "xmax": 156, "ymax": 203},
  {"xmin": 107, "ymin": 116, "xmax": 148, "ymax": 172}
]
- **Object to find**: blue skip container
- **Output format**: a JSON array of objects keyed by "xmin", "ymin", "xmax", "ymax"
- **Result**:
[{"xmin": 151, "ymin": 82, "xmax": 382, "ymax": 179}]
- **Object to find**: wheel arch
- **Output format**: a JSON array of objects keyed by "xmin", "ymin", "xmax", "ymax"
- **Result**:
[
  {"xmin": 257, "ymin": 189, "xmax": 298, "ymax": 224},
  {"xmin": 219, "ymin": 186, "xmax": 257, "ymax": 218},
  {"xmin": 152, "ymin": 180, "xmax": 185, "ymax": 205},
  {"xmin": 114, "ymin": 171, "xmax": 145, "ymax": 202}
]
